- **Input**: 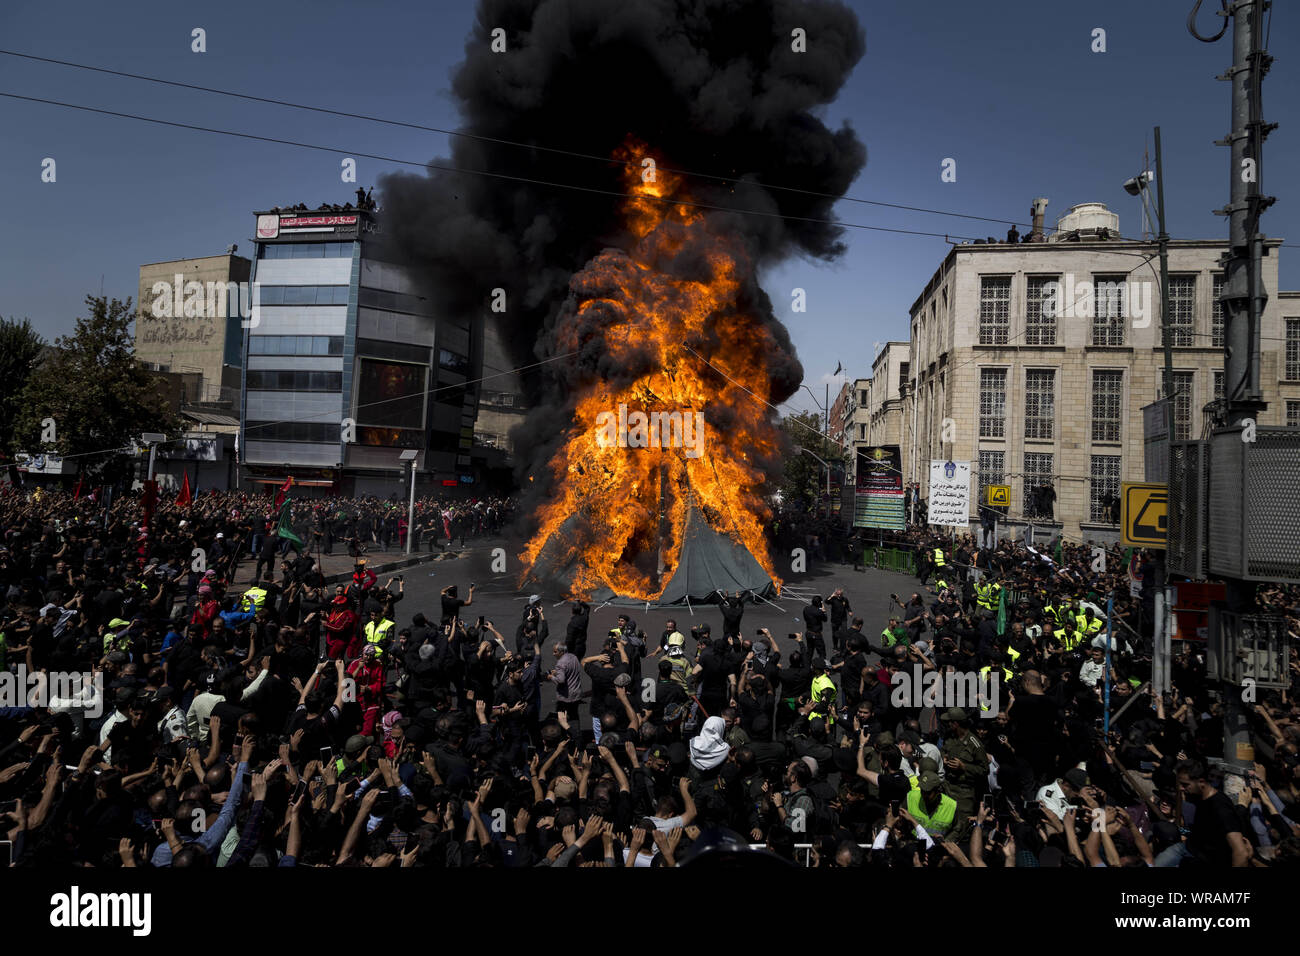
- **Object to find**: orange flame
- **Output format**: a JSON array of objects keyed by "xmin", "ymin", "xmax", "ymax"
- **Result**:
[{"xmin": 521, "ymin": 141, "xmax": 784, "ymax": 601}]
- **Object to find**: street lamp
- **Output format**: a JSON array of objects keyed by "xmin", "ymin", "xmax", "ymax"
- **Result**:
[
  {"xmin": 1124, "ymin": 134, "xmax": 1172, "ymax": 403},
  {"xmin": 793, "ymin": 444, "xmax": 831, "ymax": 498},
  {"xmin": 141, "ymin": 432, "xmax": 167, "ymax": 482},
  {"xmin": 399, "ymin": 449, "xmax": 418, "ymax": 554}
]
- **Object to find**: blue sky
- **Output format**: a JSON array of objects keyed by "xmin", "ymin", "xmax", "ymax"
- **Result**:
[{"xmin": 1, "ymin": 0, "xmax": 1295, "ymax": 419}]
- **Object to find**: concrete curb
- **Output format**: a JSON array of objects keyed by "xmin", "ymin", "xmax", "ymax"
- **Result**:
[{"xmin": 320, "ymin": 551, "xmax": 462, "ymax": 585}]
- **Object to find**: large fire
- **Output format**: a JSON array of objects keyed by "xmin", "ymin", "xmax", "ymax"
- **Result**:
[{"xmin": 521, "ymin": 143, "xmax": 785, "ymax": 601}]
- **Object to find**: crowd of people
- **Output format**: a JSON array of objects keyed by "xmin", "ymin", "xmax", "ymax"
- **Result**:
[{"xmin": 0, "ymin": 479, "xmax": 1297, "ymax": 868}]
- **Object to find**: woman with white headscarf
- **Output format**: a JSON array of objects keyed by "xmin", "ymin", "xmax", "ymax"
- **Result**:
[{"xmin": 689, "ymin": 715, "xmax": 731, "ymax": 773}]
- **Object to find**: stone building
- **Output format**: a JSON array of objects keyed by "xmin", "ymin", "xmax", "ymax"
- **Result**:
[{"xmin": 899, "ymin": 200, "xmax": 1298, "ymax": 543}]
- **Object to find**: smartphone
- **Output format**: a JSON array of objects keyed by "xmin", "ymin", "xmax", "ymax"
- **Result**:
[
  {"xmin": 292, "ymin": 780, "xmax": 308, "ymax": 802},
  {"xmin": 478, "ymin": 616, "xmax": 485, "ymax": 628},
  {"xmin": 525, "ymin": 745, "xmax": 537, "ymax": 761},
  {"xmin": 981, "ymin": 794, "xmax": 994, "ymax": 813},
  {"xmin": 319, "ymin": 747, "xmax": 332, "ymax": 764},
  {"xmin": 889, "ymin": 800, "xmax": 901, "ymax": 815}
]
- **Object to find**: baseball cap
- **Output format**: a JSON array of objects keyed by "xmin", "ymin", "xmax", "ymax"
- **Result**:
[
  {"xmin": 939, "ymin": 707, "xmax": 969, "ymax": 722},
  {"xmin": 344, "ymin": 734, "xmax": 371, "ymax": 755},
  {"xmin": 918, "ymin": 770, "xmax": 942, "ymax": 792},
  {"xmin": 1063, "ymin": 768, "xmax": 1089, "ymax": 790}
]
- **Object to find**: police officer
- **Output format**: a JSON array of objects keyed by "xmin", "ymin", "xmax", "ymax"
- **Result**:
[
  {"xmin": 939, "ymin": 706, "xmax": 988, "ymax": 842},
  {"xmin": 363, "ymin": 607, "xmax": 395, "ymax": 658},
  {"xmin": 906, "ymin": 769, "xmax": 958, "ymax": 839}
]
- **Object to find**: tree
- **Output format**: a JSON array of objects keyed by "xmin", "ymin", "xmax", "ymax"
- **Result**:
[
  {"xmin": 778, "ymin": 410, "xmax": 841, "ymax": 512},
  {"xmin": 0, "ymin": 317, "xmax": 46, "ymax": 455},
  {"xmin": 12, "ymin": 296, "xmax": 179, "ymax": 475}
]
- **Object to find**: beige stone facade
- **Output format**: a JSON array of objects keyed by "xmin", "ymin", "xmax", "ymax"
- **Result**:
[
  {"xmin": 899, "ymin": 228, "xmax": 1298, "ymax": 543},
  {"xmin": 137, "ymin": 254, "xmax": 251, "ymax": 403}
]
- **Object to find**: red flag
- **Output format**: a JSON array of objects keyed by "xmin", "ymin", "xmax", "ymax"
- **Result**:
[
  {"xmin": 73, "ymin": 476, "xmax": 84, "ymax": 500},
  {"xmin": 176, "ymin": 470, "xmax": 193, "ymax": 508},
  {"xmin": 274, "ymin": 475, "xmax": 293, "ymax": 509},
  {"xmin": 142, "ymin": 480, "xmax": 159, "ymax": 534}
]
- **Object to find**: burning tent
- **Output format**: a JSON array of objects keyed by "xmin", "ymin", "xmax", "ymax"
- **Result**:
[{"xmin": 377, "ymin": 0, "xmax": 867, "ymax": 604}]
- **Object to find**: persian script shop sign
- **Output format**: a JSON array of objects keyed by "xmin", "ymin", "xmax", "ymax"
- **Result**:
[
  {"xmin": 928, "ymin": 459, "xmax": 971, "ymax": 527},
  {"xmin": 855, "ymin": 445, "xmax": 904, "ymax": 530}
]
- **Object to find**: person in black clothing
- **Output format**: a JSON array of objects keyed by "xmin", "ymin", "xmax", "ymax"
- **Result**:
[
  {"xmin": 566, "ymin": 600, "xmax": 590, "ymax": 661},
  {"xmin": 1161, "ymin": 760, "xmax": 1251, "ymax": 867},
  {"xmin": 718, "ymin": 591, "xmax": 747, "ymax": 639},
  {"xmin": 440, "ymin": 583, "xmax": 474, "ymax": 625},
  {"xmin": 803, "ymin": 596, "xmax": 828, "ymax": 659},
  {"xmin": 827, "ymin": 588, "xmax": 852, "ymax": 655}
]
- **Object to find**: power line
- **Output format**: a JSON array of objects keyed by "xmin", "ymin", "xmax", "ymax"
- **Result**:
[
  {"xmin": 0, "ymin": 90, "xmax": 984, "ymax": 243},
  {"xmin": 0, "ymin": 48, "xmax": 1039, "ymax": 233},
  {"xmin": 4, "ymin": 50, "xmax": 1292, "ymax": 254}
]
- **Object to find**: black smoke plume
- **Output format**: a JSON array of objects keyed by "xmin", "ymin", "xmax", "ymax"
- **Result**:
[{"xmin": 378, "ymin": 0, "xmax": 866, "ymax": 520}]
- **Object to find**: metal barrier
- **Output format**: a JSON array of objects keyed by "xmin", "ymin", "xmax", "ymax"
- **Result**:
[
  {"xmin": 746, "ymin": 843, "xmax": 873, "ymax": 866},
  {"xmin": 862, "ymin": 547, "xmax": 915, "ymax": 574}
]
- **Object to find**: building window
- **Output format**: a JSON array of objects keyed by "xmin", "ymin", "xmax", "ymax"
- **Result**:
[
  {"xmin": 1024, "ymin": 369, "xmax": 1055, "ymax": 440},
  {"xmin": 1162, "ymin": 371, "xmax": 1195, "ymax": 441},
  {"xmin": 243, "ymin": 420, "xmax": 341, "ymax": 443},
  {"xmin": 358, "ymin": 286, "xmax": 435, "ymax": 316},
  {"xmin": 259, "ymin": 241, "xmax": 353, "ymax": 260},
  {"xmin": 1287, "ymin": 319, "xmax": 1300, "ymax": 381},
  {"xmin": 438, "ymin": 349, "xmax": 471, "ymax": 376},
  {"xmin": 978, "ymin": 450, "xmax": 1004, "ymax": 507},
  {"xmin": 1212, "ymin": 273, "xmax": 1225, "ymax": 348},
  {"xmin": 1090, "ymin": 455, "xmax": 1122, "ymax": 523},
  {"xmin": 978, "ymin": 277, "xmax": 1011, "ymax": 346},
  {"xmin": 979, "ymin": 368, "xmax": 1006, "ymax": 438},
  {"xmin": 248, "ymin": 335, "xmax": 344, "ymax": 356},
  {"xmin": 257, "ymin": 285, "xmax": 350, "ymax": 306},
  {"xmin": 1091, "ymin": 275, "xmax": 1126, "ymax": 346},
  {"xmin": 246, "ymin": 370, "xmax": 343, "ymax": 392},
  {"xmin": 1289, "ymin": 401, "xmax": 1300, "ymax": 428},
  {"xmin": 1091, "ymin": 369, "xmax": 1123, "ymax": 442},
  {"xmin": 1164, "ymin": 275, "xmax": 1196, "ymax": 347},
  {"xmin": 1023, "ymin": 452, "xmax": 1054, "ymax": 517},
  {"xmin": 1214, "ymin": 370, "xmax": 1225, "ymax": 403},
  {"xmin": 1025, "ymin": 276, "xmax": 1058, "ymax": 345}
]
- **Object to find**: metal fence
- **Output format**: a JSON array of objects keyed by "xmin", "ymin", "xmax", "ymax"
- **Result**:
[{"xmin": 862, "ymin": 548, "xmax": 916, "ymax": 574}]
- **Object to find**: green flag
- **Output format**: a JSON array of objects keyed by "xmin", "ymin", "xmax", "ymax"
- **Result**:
[
  {"xmin": 275, "ymin": 501, "xmax": 304, "ymax": 548},
  {"xmin": 996, "ymin": 586, "xmax": 1007, "ymax": 637}
]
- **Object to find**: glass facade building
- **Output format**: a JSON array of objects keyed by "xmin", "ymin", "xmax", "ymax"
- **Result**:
[{"xmin": 239, "ymin": 207, "xmax": 480, "ymax": 495}]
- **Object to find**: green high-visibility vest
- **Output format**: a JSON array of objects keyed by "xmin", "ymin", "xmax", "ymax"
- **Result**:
[
  {"xmin": 933, "ymin": 548, "xmax": 946, "ymax": 567},
  {"xmin": 241, "ymin": 586, "xmax": 268, "ymax": 613},
  {"xmin": 906, "ymin": 788, "xmax": 957, "ymax": 837},
  {"xmin": 364, "ymin": 619, "xmax": 393, "ymax": 655},
  {"xmin": 810, "ymin": 673, "xmax": 837, "ymax": 726}
]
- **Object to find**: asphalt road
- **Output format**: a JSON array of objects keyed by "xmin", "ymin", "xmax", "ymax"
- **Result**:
[{"xmin": 385, "ymin": 536, "xmax": 920, "ymax": 724}]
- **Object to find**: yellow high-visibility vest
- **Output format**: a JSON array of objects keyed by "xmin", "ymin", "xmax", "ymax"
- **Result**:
[
  {"xmin": 241, "ymin": 586, "xmax": 268, "ymax": 613},
  {"xmin": 364, "ymin": 619, "xmax": 394, "ymax": 655}
]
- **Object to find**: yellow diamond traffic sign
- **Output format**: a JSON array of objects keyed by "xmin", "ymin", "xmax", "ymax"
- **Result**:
[{"xmin": 1121, "ymin": 482, "xmax": 1167, "ymax": 548}]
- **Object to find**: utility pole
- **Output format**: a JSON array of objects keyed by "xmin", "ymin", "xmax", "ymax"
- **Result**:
[
  {"xmin": 1194, "ymin": 0, "xmax": 1275, "ymax": 771},
  {"xmin": 1155, "ymin": 127, "xmax": 1173, "ymax": 405}
]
